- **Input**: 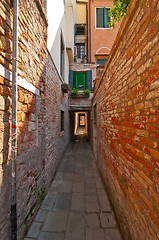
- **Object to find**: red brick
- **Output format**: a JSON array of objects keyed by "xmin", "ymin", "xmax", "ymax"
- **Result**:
[
  {"xmin": 150, "ymin": 149, "xmax": 159, "ymax": 160},
  {"xmin": 140, "ymin": 138, "xmax": 158, "ymax": 149},
  {"xmin": 149, "ymin": 116, "xmax": 159, "ymax": 124}
]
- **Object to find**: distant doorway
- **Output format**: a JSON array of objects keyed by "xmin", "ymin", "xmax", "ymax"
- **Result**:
[{"xmin": 74, "ymin": 111, "xmax": 88, "ymax": 141}]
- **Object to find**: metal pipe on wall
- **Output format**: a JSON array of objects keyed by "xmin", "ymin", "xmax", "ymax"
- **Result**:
[
  {"xmin": 89, "ymin": 0, "xmax": 91, "ymax": 63},
  {"xmin": 10, "ymin": 0, "xmax": 18, "ymax": 239}
]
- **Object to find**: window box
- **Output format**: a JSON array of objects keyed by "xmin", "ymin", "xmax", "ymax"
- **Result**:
[{"xmin": 84, "ymin": 89, "xmax": 90, "ymax": 98}]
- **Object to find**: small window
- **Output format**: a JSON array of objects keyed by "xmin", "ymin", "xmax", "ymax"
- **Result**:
[
  {"xmin": 96, "ymin": 59, "xmax": 107, "ymax": 67},
  {"xmin": 76, "ymin": 43, "xmax": 85, "ymax": 59},
  {"xmin": 96, "ymin": 8, "xmax": 110, "ymax": 28},
  {"xmin": 75, "ymin": 25, "xmax": 85, "ymax": 35},
  {"xmin": 61, "ymin": 110, "xmax": 64, "ymax": 132},
  {"xmin": 94, "ymin": 104, "xmax": 97, "ymax": 124}
]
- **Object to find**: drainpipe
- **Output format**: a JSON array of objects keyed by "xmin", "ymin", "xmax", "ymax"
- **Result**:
[
  {"xmin": 86, "ymin": 2, "xmax": 88, "ymax": 62},
  {"xmin": 89, "ymin": 0, "xmax": 91, "ymax": 63},
  {"xmin": 10, "ymin": 0, "xmax": 18, "ymax": 239}
]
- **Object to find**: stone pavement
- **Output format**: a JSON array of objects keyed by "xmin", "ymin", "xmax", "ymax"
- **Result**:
[{"xmin": 24, "ymin": 142, "xmax": 123, "ymax": 240}]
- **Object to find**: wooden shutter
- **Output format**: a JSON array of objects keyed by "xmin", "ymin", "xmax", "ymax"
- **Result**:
[
  {"xmin": 69, "ymin": 70, "xmax": 74, "ymax": 90},
  {"xmin": 86, "ymin": 70, "xmax": 92, "ymax": 90}
]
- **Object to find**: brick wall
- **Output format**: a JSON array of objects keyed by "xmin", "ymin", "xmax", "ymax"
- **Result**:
[
  {"xmin": 0, "ymin": 1, "xmax": 70, "ymax": 239},
  {"xmin": 92, "ymin": 0, "xmax": 159, "ymax": 239},
  {"xmin": 44, "ymin": 51, "xmax": 70, "ymax": 189}
]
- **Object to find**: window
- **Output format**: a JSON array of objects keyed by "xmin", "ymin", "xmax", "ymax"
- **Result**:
[
  {"xmin": 75, "ymin": 24, "xmax": 86, "ymax": 35},
  {"xmin": 96, "ymin": 8, "xmax": 110, "ymax": 28},
  {"xmin": 60, "ymin": 36, "xmax": 65, "ymax": 80},
  {"xmin": 96, "ymin": 58, "xmax": 107, "ymax": 67},
  {"xmin": 94, "ymin": 104, "xmax": 97, "ymax": 125},
  {"xmin": 76, "ymin": 43, "xmax": 85, "ymax": 59},
  {"xmin": 74, "ymin": 72, "xmax": 86, "ymax": 90},
  {"xmin": 61, "ymin": 110, "xmax": 64, "ymax": 132}
]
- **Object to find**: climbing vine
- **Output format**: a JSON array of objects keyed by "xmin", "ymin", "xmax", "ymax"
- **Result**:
[{"xmin": 108, "ymin": 0, "xmax": 131, "ymax": 28}]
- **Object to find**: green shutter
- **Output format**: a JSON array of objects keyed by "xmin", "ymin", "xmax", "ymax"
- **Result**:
[
  {"xmin": 74, "ymin": 72, "xmax": 86, "ymax": 90},
  {"xmin": 69, "ymin": 70, "xmax": 74, "ymax": 90},
  {"xmin": 86, "ymin": 70, "xmax": 92, "ymax": 91},
  {"xmin": 96, "ymin": 8, "xmax": 104, "ymax": 28}
]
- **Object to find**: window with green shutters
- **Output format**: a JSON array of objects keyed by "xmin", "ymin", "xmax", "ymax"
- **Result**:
[
  {"xmin": 74, "ymin": 72, "xmax": 86, "ymax": 90},
  {"xmin": 69, "ymin": 70, "xmax": 92, "ymax": 91},
  {"xmin": 96, "ymin": 8, "xmax": 111, "ymax": 29}
]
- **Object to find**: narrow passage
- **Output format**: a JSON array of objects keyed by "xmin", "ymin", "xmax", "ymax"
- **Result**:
[{"xmin": 25, "ymin": 142, "xmax": 123, "ymax": 240}]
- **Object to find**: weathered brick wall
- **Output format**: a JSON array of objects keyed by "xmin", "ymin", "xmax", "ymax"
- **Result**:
[
  {"xmin": 44, "ymin": 51, "xmax": 70, "ymax": 189},
  {"xmin": 0, "ymin": 1, "xmax": 70, "ymax": 239},
  {"xmin": 92, "ymin": 0, "xmax": 159, "ymax": 239}
]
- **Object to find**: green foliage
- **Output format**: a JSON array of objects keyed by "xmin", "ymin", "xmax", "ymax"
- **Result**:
[
  {"xmin": 71, "ymin": 88, "xmax": 78, "ymax": 96},
  {"xmin": 108, "ymin": 0, "xmax": 131, "ymax": 28},
  {"xmin": 84, "ymin": 89, "xmax": 90, "ymax": 95}
]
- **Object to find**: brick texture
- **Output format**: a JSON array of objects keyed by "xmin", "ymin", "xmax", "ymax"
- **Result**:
[
  {"xmin": 0, "ymin": 1, "xmax": 70, "ymax": 240},
  {"xmin": 92, "ymin": 0, "xmax": 159, "ymax": 239}
]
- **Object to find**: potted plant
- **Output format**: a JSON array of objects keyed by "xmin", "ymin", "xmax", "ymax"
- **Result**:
[
  {"xmin": 71, "ymin": 88, "xmax": 78, "ymax": 98},
  {"xmin": 84, "ymin": 89, "xmax": 90, "ymax": 98},
  {"xmin": 61, "ymin": 82, "xmax": 69, "ymax": 93}
]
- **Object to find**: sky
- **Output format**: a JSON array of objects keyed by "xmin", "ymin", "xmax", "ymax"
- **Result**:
[{"xmin": 47, "ymin": 0, "xmax": 65, "ymax": 50}]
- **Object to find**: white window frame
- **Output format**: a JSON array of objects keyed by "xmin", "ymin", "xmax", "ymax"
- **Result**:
[{"xmin": 95, "ymin": 7, "xmax": 112, "ymax": 30}]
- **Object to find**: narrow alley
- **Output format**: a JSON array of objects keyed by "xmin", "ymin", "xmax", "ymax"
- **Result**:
[{"xmin": 24, "ymin": 142, "xmax": 122, "ymax": 240}]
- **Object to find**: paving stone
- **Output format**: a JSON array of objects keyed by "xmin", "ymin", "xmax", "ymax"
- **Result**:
[
  {"xmin": 63, "ymin": 173, "xmax": 74, "ymax": 180},
  {"xmin": 95, "ymin": 177, "xmax": 104, "ymax": 188},
  {"xmin": 71, "ymin": 192, "xmax": 85, "ymax": 211},
  {"xmin": 53, "ymin": 193, "xmax": 71, "ymax": 211},
  {"xmin": 54, "ymin": 172, "xmax": 63, "ymax": 180},
  {"xmin": 59, "ymin": 180, "xmax": 72, "ymax": 193},
  {"xmin": 42, "ymin": 211, "xmax": 68, "ymax": 232},
  {"xmin": 97, "ymin": 189, "xmax": 112, "ymax": 212},
  {"xmin": 86, "ymin": 228, "xmax": 105, "ymax": 240},
  {"xmin": 38, "ymin": 232, "xmax": 64, "ymax": 240},
  {"xmin": 65, "ymin": 212, "xmax": 85, "ymax": 240},
  {"xmin": 35, "ymin": 209, "xmax": 48, "ymax": 222},
  {"xmin": 105, "ymin": 229, "xmax": 122, "ymax": 240},
  {"xmin": 75, "ymin": 167, "xmax": 84, "ymax": 174},
  {"xmin": 85, "ymin": 194, "xmax": 98, "ymax": 203},
  {"xmin": 73, "ymin": 182, "xmax": 84, "ymax": 193},
  {"xmin": 85, "ymin": 177, "xmax": 95, "ymax": 184},
  {"xmin": 85, "ymin": 202, "xmax": 100, "ymax": 213},
  {"xmin": 86, "ymin": 213, "xmax": 100, "ymax": 228},
  {"xmin": 41, "ymin": 194, "xmax": 56, "ymax": 210},
  {"xmin": 100, "ymin": 213, "xmax": 117, "ymax": 228},
  {"xmin": 85, "ymin": 187, "xmax": 96, "ymax": 195},
  {"xmin": 76, "ymin": 162, "xmax": 84, "ymax": 168},
  {"xmin": 73, "ymin": 173, "xmax": 84, "ymax": 182},
  {"xmin": 51, "ymin": 178, "xmax": 63, "ymax": 192},
  {"xmin": 27, "ymin": 222, "xmax": 42, "ymax": 238},
  {"xmin": 24, "ymin": 238, "xmax": 34, "ymax": 240}
]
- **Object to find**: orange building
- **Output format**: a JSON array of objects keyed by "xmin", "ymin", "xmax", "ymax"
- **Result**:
[{"xmin": 88, "ymin": 0, "xmax": 121, "ymax": 65}]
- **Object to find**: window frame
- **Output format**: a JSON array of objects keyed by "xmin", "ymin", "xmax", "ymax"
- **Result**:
[
  {"xmin": 75, "ymin": 43, "xmax": 85, "ymax": 59},
  {"xmin": 96, "ymin": 58, "xmax": 107, "ymax": 67},
  {"xmin": 95, "ymin": 7, "xmax": 111, "ymax": 29}
]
